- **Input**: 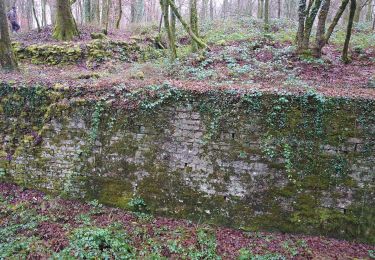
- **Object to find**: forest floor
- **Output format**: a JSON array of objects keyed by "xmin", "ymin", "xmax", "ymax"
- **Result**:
[
  {"xmin": 0, "ymin": 19, "xmax": 374, "ymax": 99},
  {"xmin": 1, "ymin": 182, "xmax": 374, "ymax": 259}
]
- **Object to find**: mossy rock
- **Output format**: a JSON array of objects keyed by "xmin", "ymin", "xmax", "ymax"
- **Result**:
[{"xmin": 91, "ymin": 32, "xmax": 107, "ymax": 40}]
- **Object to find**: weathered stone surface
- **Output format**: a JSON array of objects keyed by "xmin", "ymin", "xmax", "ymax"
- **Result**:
[{"xmin": 0, "ymin": 88, "xmax": 374, "ymax": 243}]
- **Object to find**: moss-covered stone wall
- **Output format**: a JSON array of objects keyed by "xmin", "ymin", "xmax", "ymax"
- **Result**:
[{"xmin": 0, "ymin": 83, "xmax": 374, "ymax": 243}]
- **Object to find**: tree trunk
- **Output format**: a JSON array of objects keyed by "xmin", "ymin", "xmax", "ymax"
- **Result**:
[
  {"xmin": 190, "ymin": 0, "xmax": 199, "ymax": 51},
  {"xmin": 170, "ymin": 0, "xmax": 176, "ymax": 40},
  {"xmin": 84, "ymin": 0, "xmax": 91, "ymax": 23},
  {"xmin": 366, "ymin": 0, "xmax": 373, "ymax": 21},
  {"xmin": 53, "ymin": 0, "xmax": 78, "ymax": 40},
  {"xmin": 314, "ymin": 0, "xmax": 330, "ymax": 57},
  {"xmin": 101, "ymin": 0, "xmax": 111, "ymax": 29},
  {"xmin": 160, "ymin": 0, "xmax": 177, "ymax": 60},
  {"xmin": 167, "ymin": 0, "xmax": 208, "ymax": 49},
  {"xmin": 0, "ymin": 0, "xmax": 18, "ymax": 70},
  {"xmin": 27, "ymin": 0, "xmax": 33, "ymax": 30},
  {"xmin": 222, "ymin": 0, "xmax": 228, "ymax": 18},
  {"xmin": 209, "ymin": 0, "xmax": 214, "ymax": 19},
  {"xmin": 201, "ymin": 0, "xmax": 208, "ymax": 21},
  {"xmin": 278, "ymin": 0, "xmax": 282, "ymax": 18},
  {"xmin": 302, "ymin": 0, "xmax": 323, "ymax": 50},
  {"xmin": 41, "ymin": 0, "xmax": 47, "ymax": 26},
  {"xmin": 325, "ymin": 0, "xmax": 349, "ymax": 43},
  {"xmin": 264, "ymin": 0, "xmax": 269, "ymax": 30},
  {"xmin": 116, "ymin": 0, "xmax": 122, "ymax": 28},
  {"xmin": 31, "ymin": 0, "xmax": 41, "ymax": 32},
  {"xmin": 353, "ymin": 0, "xmax": 361, "ymax": 22},
  {"xmin": 104, "ymin": 0, "xmax": 111, "ymax": 31},
  {"xmin": 342, "ymin": 0, "xmax": 356, "ymax": 63},
  {"xmin": 258, "ymin": 0, "xmax": 264, "ymax": 19},
  {"xmin": 91, "ymin": 0, "xmax": 100, "ymax": 24},
  {"xmin": 297, "ymin": 0, "xmax": 307, "ymax": 52},
  {"xmin": 52, "ymin": 0, "xmax": 58, "ymax": 24}
]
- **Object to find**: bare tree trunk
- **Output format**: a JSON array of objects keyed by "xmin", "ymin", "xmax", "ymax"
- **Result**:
[
  {"xmin": 78, "ymin": 0, "xmax": 84, "ymax": 25},
  {"xmin": 53, "ymin": 0, "xmax": 78, "ymax": 40},
  {"xmin": 167, "ymin": 0, "xmax": 208, "ymax": 49},
  {"xmin": 91, "ymin": 0, "xmax": 100, "ymax": 24},
  {"xmin": 101, "ymin": 0, "xmax": 111, "ymax": 29},
  {"xmin": 325, "ymin": 0, "xmax": 349, "ymax": 43},
  {"xmin": 170, "ymin": 0, "xmax": 176, "ymax": 37},
  {"xmin": 116, "ymin": 0, "xmax": 122, "ymax": 28},
  {"xmin": 41, "ymin": 0, "xmax": 47, "ymax": 26},
  {"xmin": 314, "ymin": 0, "xmax": 330, "ymax": 57},
  {"xmin": 201, "ymin": 0, "xmax": 208, "ymax": 21},
  {"xmin": 297, "ymin": 0, "xmax": 307, "ymax": 52},
  {"xmin": 366, "ymin": 0, "xmax": 373, "ymax": 21},
  {"xmin": 27, "ymin": 0, "xmax": 33, "ymax": 29},
  {"xmin": 264, "ymin": 0, "xmax": 269, "ymax": 30},
  {"xmin": 302, "ymin": 0, "xmax": 323, "ymax": 50},
  {"xmin": 222, "ymin": 0, "xmax": 228, "ymax": 18},
  {"xmin": 84, "ymin": 0, "xmax": 91, "ymax": 23},
  {"xmin": 258, "ymin": 0, "xmax": 264, "ymax": 18},
  {"xmin": 31, "ymin": 0, "xmax": 41, "ymax": 32},
  {"xmin": 190, "ymin": 0, "xmax": 199, "ymax": 51},
  {"xmin": 160, "ymin": 0, "xmax": 177, "ymax": 60},
  {"xmin": 354, "ymin": 0, "xmax": 361, "ymax": 22},
  {"xmin": 210, "ymin": 0, "xmax": 214, "ymax": 19},
  {"xmin": 0, "ymin": 0, "xmax": 18, "ymax": 70},
  {"xmin": 278, "ymin": 0, "xmax": 282, "ymax": 18},
  {"xmin": 342, "ymin": 0, "xmax": 356, "ymax": 63}
]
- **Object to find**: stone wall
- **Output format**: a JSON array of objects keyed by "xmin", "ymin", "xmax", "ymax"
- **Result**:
[{"xmin": 0, "ymin": 84, "xmax": 374, "ymax": 243}]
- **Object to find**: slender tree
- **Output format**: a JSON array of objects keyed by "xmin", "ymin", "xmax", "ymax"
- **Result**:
[
  {"xmin": 160, "ymin": 0, "xmax": 177, "ymax": 60},
  {"xmin": 342, "ymin": 0, "xmax": 356, "ymax": 63},
  {"xmin": 91, "ymin": 0, "xmax": 100, "ymax": 24},
  {"xmin": 314, "ymin": 0, "xmax": 330, "ymax": 57},
  {"xmin": 258, "ymin": 0, "xmax": 264, "ymax": 18},
  {"xmin": 0, "ymin": 0, "xmax": 18, "ymax": 70},
  {"xmin": 170, "ymin": 0, "xmax": 177, "ymax": 47},
  {"xmin": 209, "ymin": 0, "xmax": 214, "ymax": 20},
  {"xmin": 116, "ymin": 0, "xmax": 122, "ymax": 28},
  {"xmin": 190, "ymin": 0, "xmax": 199, "ymax": 51},
  {"xmin": 264, "ymin": 0, "xmax": 270, "ymax": 31},
  {"xmin": 84, "ymin": 0, "xmax": 91, "ymax": 23},
  {"xmin": 167, "ymin": 0, "xmax": 208, "ymax": 49},
  {"xmin": 31, "ymin": 0, "xmax": 41, "ymax": 32},
  {"xmin": 53, "ymin": 0, "xmax": 79, "ymax": 40},
  {"xmin": 222, "ymin": 0, "xmax": 228, "ymax": 18},
  {"xmin": 41, "ymin": 0, "xmax": 47, "ymax": 26},
  {"xmin": 325, "ymin": 0, "xmax": 350, "ymax": 43},
  {"xmin": 297, "ymin": 0, "xmax": 307, "ymax": 52},
  {"xmin": 302, "ymin": 0, "xmax": 323, "ymax": 49}
]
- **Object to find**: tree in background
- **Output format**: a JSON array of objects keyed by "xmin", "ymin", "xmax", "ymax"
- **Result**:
[
  {"xmin": 297, "ymin": 0, "xmax": 307, "ymax": 52},
  {"xmin": 190, "ymin": 0, "xmax": 199, "ymax": 51},
  {"xmin": 167, "ymin": 0, "xmax": 207, "ymax": 49},
  {"xmin": 0, "ymin": 0, "xmax": 18, "ymax": 70},
  {"xmin": 342, "ymin": 0, "xmax": 356, "ymax": 62},
  {"xmin": 31, "ymin": 0, "xmax": 41, "ymax": 32},
  {"xmin": 297, "ymin": 0, "xmax": 354, "ymax": 58},
  {"xmin": 264, "ymin": 0, "xmax": 270, "ymax": 31},
  {"xmin": 160, "ymin": 0, "xmax": 177, "ymax": 60},
  {"xmin": 131, "ymin": 0, "xmax": 144, "ymax": 23},
  {"xmin": 314, "ymin": 0, "xmax": 331, "ymax": 57},
  {"xmin": 53, "ymin": 0, "xmax": 79, "ymax": 40},
  {"xmin": 84, "ymin": 0, "xmax": 91, "ymax": 23}
]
